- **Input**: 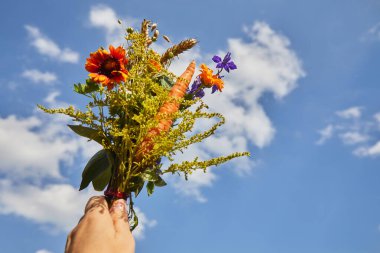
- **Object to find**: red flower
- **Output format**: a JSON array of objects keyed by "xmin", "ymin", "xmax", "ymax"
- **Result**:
[{"xmin": 85, "ymin": 45, "xmax": 128, "ymax": 90}]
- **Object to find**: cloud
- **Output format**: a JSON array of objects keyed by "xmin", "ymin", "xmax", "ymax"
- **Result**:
[
  {"xmin": 88, "ymin": 5, "xmax": 139, "ymax": 45},
  {"xmin": 316, "ymin": 124, "xmax": 334, "ymax": 145},
  {"xmin": 25, "ymin": 25, "xmax": 79, "ymax": 63},
  {"xmin": 133, "ymin": 207, "xmax": 157, "ymax": 239},
  {"xmin": 36, "ymin": 250, "xmax": 53, "ymax": 253},
  {"xmin": 374, "ymin": 112, "xmax": 380, "ymax": 123},
  {"xmin": 0, "ymin": 114, "xmax": 78, "ymax": 180},
  {"xmin": 362, "ymin": 22, "xmax": 380, "ymax": 41},
  {"xmin": 336, "ymin": 106, "xmax": 362, "ymax": 119},
  {"xmin": 0, "ymin": 180, "xmax": 92, "ymax": 232},
  {"xmin": 317, "ymin": 106, "xmax": 380, "ymax": 158},
  {"xmin": 354, "ymin": 141, "xmax": 380, "ymax": 157},
  {"xmin": 21, "ymin": 69, "xmax": 57, "ymax": 84},
  {"xmin": 339, "ymin": 131, "xmax": 368, "ymax": 145}
]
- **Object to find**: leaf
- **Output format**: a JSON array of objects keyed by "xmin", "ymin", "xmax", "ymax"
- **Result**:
[
  {"xmin": 134, "ymin": 180, "xmax": 145, "ymax": 197},
  {"xmin": 92, "ymin": 163, "xmax": 112, "ymax": 191},
  {"xmin": 73, "ymin": 79, "xmax": 99, "ymax": 95},
  {"xmin": 79, "ymin": 149, "xmax": 114, "ymax": 191},
  {"xmin": 154, "ymin": 175, "xmax": 167, "ymax": 187},
  {"xmin": 158, "ymin": 75, "xmax": 174, "ymax": 89},
  {"xmin": 146, "ymin": 181, "xmax": 155, "ymax": 196},
  {"xmin": 68, "ymin": 125, "xmax": 103, "ymax": 144},
  {"xmin": 140, "ymin": 171, "xmax": 156, "ymax": 182}
]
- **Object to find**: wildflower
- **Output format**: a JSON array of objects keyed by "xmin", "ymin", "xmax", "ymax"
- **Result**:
[
  {"xmin": 189, "ymin": 76, "xmax": 205, "ymax": 98},
  {"xmin": 212, "ymin": 52, "xmax": 237, "ymax": 72},
  {"xmin": 149, "ymin": 59, "xmax": 162, "ymax": 72},
  {"xmin": 199, "ymin": 64, "xmax": 224, "ymax": 92},
  {"xmin": 85, "ymin": 45, "xmax": 128, "ymax": 90}
]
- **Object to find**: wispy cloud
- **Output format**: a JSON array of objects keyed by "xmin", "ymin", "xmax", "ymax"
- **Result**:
[
  {"xmin": 316, "ymin": 124, "xmax": 334, "ymax": 145},
  {"xmin": 88, "ymin": 5, "xmax": 139, "ymax": 45},
  {"xmin": 21, "ymin": 69, "xmax": 57, "ymax": 84},
  {"xmin": 362, "ymin": 22, "xmax": 380, "ymax": 41},
  {"xmin": 35, "ymin": 249, "xmax": 53, "ymax": 253},
  {"xmin": 25, "ymin": 25, "xmax": 79, "ymax": 63},
  {"xmin": 317, "ymin": 107, "xmax": 380, "ymax": 157},
  {"xmin": 336, "ymin": 106, "xmax": 362, "ymax": 119}
]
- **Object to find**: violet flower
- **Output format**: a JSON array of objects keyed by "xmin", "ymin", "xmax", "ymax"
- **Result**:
[
  {"xmin": 212, "ymin": 52, "xmax": 237, "ymax": 73},
  {"xmin": 189, "ymin": 76, "xmax": 205, "ymax": 98}
]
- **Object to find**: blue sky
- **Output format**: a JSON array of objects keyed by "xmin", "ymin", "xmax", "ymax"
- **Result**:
[{"xmin": 1, "ymin": 0, "xmax": 380, "ymax": 252}]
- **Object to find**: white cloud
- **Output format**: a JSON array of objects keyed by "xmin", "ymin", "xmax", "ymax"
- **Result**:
[
  {"xmin": 0, "ymin": 180, "xmax": 92, "ymax": 232},
  {"xmin": 339, "ymin": 131, "xmax": 368, "ymax": 145},
  {"xmin": 362, "ymin": 22, "xmax": 380, "ymax": 41},
  {"xmin": 336, "ymin": 106, "xmax": 362, "ymax": 119},
  {"xmin": 318, "ymin": 106, "xmax": 380, "ymax": 158},
  {"xmin": 354, "ymin": 141, "xmax": 380, "ymax": 157},
  {"xmin": 88, "ymin": 5, "xmax": 139, "ymax": 45},
  {"xmin": 36, "ymin": 249, "xmax": 53, "ymax": 253},
  {"xmin": 0, "ymin": 178, "xmax": 155, "ymax": 238},
  {"xmin": 133, "ymin": 207, "xmax": 157, "ymax": 239},
  {"xmin": 316, "ymin": 124, "xmax": 334, "ymax": 145},
  {"xmin": 374, "ymin": 112, "xmax": 380, "ymax": 123},
  {"xmin": 25, "ymin": 25, "xmax": 79, "ymax": 63},
  {"xmin": 0, "ymin": 114, "xmax": 78, "ymax": 180},
  {"xmin": 21, "ymin": 69, "xmax": 57, "ymax": 84}
]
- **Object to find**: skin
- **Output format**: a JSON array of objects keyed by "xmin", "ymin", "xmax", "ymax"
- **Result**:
[{"xmin": 65, "ymin": 196, "xmax": 135, "ymax": 253}]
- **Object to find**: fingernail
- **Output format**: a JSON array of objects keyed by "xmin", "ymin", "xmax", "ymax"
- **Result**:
[{"xmin": 110, "ymin": 199, "xmax": 126, "ymax": 213}]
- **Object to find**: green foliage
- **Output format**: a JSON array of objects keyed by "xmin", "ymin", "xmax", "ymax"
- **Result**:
[
  {"xmin": 80, "ymin": 149, "xmax": 114, "ymax": 190},
  {"xmin": 74, "ymin": 79, "xmax": 100, "ymax": 95},
  {"xmin": 68, "ymin": 125, "xmax": 103, "ymax": 144}
]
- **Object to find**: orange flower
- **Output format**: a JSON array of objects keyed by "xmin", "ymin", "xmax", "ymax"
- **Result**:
[
  {"xmin": 149, "ymin": 59, "xmax": 162, "ymax": 72},
  {"xmin": 199, "ymin": 64, "xmax": 224, "ymax": 91},
  {"xmin": 85, "ymin": 45, "xmax": 128, "ymax": 90}
]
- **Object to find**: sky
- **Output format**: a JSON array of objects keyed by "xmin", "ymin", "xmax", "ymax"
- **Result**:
[{"xmin": 0, "ymin": 0, "xmax": 380, "ymax": 252}]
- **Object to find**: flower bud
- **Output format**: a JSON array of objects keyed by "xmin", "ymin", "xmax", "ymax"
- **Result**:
[{"xmin": 127, "ymin": 27, "xmax": 134, "ymax": 33}]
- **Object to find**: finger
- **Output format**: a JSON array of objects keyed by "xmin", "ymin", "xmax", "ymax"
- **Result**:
[
  {"xmin": 109, "ymin": 199, "xmax": 132, "ymax": 235},
  {"xmin": 83, "ymin": 196, "xmax": 113, "ymax": 227},
  {"xmin": 84, "ymin": 196, "xmax": 109, "ymax": 214}
]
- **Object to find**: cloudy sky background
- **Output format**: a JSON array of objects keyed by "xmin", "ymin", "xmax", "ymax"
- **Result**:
[{"xmin": 1, "ymin": 0, "xmax": 380, "ymax": 252}]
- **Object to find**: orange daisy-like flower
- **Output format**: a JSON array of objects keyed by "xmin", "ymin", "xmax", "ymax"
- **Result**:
[
  {"xmin": 85, "ymin": 45, "xmax": 128, "ymax": 90},
  {"xmin": 199, "ymin": 64, "xmax": 224, "ymax": 91},
  {"xmin": 149, "ymin": 59, "xmax": 162, "ymax": 72}
]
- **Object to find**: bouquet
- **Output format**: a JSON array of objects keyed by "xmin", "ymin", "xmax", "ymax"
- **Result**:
[{"xmin": 38, "ymin": 19, "xmax": 250, "ymax": 230}]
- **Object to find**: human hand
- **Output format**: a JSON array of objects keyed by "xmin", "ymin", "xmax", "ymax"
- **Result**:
[{"xmin": 65, "ymin": 196, "xmax": 135, "ymax": 253}]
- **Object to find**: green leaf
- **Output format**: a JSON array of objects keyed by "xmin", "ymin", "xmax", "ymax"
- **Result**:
[
  {"xmin": 146, "ymin": 181, "xmax": 155, "ymax": 196},
  {"xmin": 134, "ymin": 180, "xmax": 145, "ymax": 197},
  {"xmin": 79, "ymin": 149, "xmax": 114, "ymax": 191},
  {"xmin": 92, "ymin": 163, "xmax": 112, "ymax": 191},
  {"xmin": 74, "ymin": 79, "xmax": 99, "ymax": 95},
  {"xmin": 140, "ymin": 171, "xmax": 156, "ymax": 182},
  {"xmin": 154, "ymin": 176, "xmax": 167, "ymax": 187},
  {"xmin": 68, "ymin": 125, "xmax": 103, "ymax": 144},
  {"xmin": 159, "ymin": 75, "xmax": 174, "ymax": 89}
]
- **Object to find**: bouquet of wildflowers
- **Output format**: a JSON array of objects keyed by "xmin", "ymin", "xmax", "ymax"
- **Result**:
[{"xmin": 39, "ymin": 19, "xmax": 249, "ymax": 229}]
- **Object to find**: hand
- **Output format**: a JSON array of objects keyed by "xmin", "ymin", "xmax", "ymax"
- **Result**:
[{"xmin": 65, "ymin": 196, "xmax": 135, "ymax": 253}]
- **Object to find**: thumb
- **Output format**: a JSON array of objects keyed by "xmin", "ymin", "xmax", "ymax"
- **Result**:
[{"xmin": 110, "ymin": 199, "xmax": 131, "ymax": 235}]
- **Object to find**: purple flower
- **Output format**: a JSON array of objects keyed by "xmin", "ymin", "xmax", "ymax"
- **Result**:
[
  {"xmin": 212, "ymin": 52, "xmax": 237, "ymax": 73},
  {"xmin": 189, "ymin": 76, "xmax": 205, "ymax": 98}
]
